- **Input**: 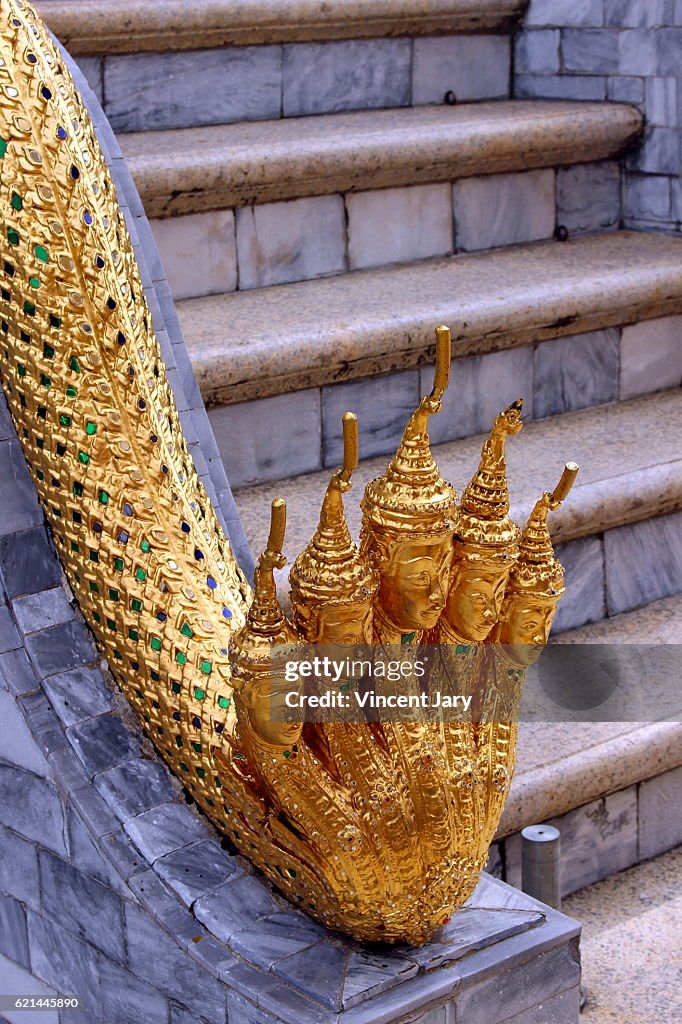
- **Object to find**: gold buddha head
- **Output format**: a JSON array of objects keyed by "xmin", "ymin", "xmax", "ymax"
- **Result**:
[
  {"xmin": 495, "ymin": 463, "xmax": 579, "ymax": 665},
  {"xmin": 445, "ymin": 402, "xmax": 524, "ymax": 642},
  {"xmin": 360, "ymin": 327, "xmax": 458, "ymax": 636},
  {"xmin": 229, "ymin": 499, "xmax": 302, "ymax": 749},
  {"xmin": 290, "ymin": 413, "xmax": 378, "ymax": 646}
]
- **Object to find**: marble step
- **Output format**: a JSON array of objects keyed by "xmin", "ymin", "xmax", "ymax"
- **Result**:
[
  {"xmin": 233, "ymin": 389, "xmax": 682, "ymax": 633},
  {"xmin": 38, "ymin": 0, "xmax": 527, "ymax": 55},
  {"xmin": 180, "ymin": 232, "xmax": 682, "ymax": 456},
  {"xmin": 120, "ymin": 100, "xmax": 642, "ymax": 219}
]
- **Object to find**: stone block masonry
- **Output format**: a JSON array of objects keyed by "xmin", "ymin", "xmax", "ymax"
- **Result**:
[{"xmin": 514, "ymin": 5, "xmax": 682, "ymax": 234}]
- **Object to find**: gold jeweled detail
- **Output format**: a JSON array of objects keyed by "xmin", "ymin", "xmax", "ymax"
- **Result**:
[{"xmin": 0, "ymin": 1, "xmax": 582, "ymax": 947}]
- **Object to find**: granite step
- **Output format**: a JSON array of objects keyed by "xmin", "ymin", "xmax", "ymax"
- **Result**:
[
  {"xmin": 38, "ymin": 0, "xmax": 527, "ymax": 55},
  {"xmin": 180, "ymin": 230, "xmax": 682, "ymax": 420},
  {"xmin": 489, "ymin": 600, "xmax": 681, "ymax": 899},
  {"xmin": 233, "ymin": 389, "xmax": 682, "ymax": 632},
  {"xmin": 120, "ymin": 101, "xmax": 642, "ymax": 219},
  {"xmin": 564, "ymin": 848, "xmax": 682, "ymax": 1023}
]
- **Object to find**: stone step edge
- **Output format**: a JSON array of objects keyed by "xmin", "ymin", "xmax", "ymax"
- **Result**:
[
  {"xmin": 180, "ymin": 231, "xmax": 682, "ymax": 407},
  {"xmin": 38, "ymin": 0, "xmax": 527, "ymax": 55},
  {"xmin": 498, "ymin": 721, "xmax": 682, "ymax": 840},
  {"xmin": 120, "ymin": 101, "xmax": 642, "ymax": 219},
  {"xmin": 235, "ymin": 390, "xmax": 682, "ymax": 594}
]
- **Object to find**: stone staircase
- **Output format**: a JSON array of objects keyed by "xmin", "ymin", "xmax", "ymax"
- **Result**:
[{"xmin": 37, "ymin": 0, "xmax": 682, "ymax": 893}]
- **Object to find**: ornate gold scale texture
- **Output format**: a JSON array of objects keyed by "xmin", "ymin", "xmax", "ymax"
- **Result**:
[{"xmin": 0, "ymin": 1, "xmax": 578, "ymax": 945}]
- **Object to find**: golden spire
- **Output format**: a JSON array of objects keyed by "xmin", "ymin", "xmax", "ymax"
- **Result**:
[
  {"xmin": 510, "ymin": 463, "xmax": 580, "ymax": 597},
  {"xmin": 229, "ymin": 500, "xmax": 296, "ymax": 678},
  {"xmin": 455, "ymin": 401, "xmax": 524, "ymax": 556},
  {"xmin": 361, "ymin": 326, "xmax": 458, "ymax": 539},
  {"xmin": 290, "ymin": 414, "xmax": 378, "ymax": 619}
]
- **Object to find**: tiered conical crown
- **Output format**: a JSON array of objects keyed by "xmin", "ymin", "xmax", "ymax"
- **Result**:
[
  {"xmin": 362, "ymin": 326, "xmax": 458, "ymax": 539},
  {"xmin": 290, "ymin": 413, "xmax": 377, "ymax": 608},
  {"xmin": 456, "ymin": 401, "xmax": 524, "ymax": 557},
  {"xmin": 510, "ymin": 463, "xmax": 579, "ymax": 598},
  {"xmin": 229, "ymin": 499, "xmax": 297, "ymax": 681}
]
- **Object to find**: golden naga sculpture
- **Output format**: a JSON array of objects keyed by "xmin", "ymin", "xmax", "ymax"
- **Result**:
[
  {"xmin": 361, "ymin": 324, "xmax": 458, "ymax": 643},
  {"xmin": 0, "ymin": 0, "xmax": 580, "ymax": 945}
]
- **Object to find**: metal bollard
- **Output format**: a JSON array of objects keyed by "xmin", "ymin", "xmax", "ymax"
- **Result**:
[{"xmin": 521, "ymin": 824, "xmax": 561, "ymax": 910}]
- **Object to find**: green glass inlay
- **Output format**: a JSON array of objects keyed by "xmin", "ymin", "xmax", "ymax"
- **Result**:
[
  {"xmin": 69, "ymin": 356, "xmax": 81, "ymax": 373},
  {"xmin": 193, "ymin": 687, "xmax": 205, "ymax": 701},
  {"xmin": 16, "ymin": 364, "xmax": 26, "ymax": 377},
  {"xmin": 72, "ymin": 482, "xmax": 83, "ymax": 497},
  {"xmin": 92, "ymin": 611, "xmax": 101, "ymax": 622},
  {"xmin": 176, "ymin": 651, "xmax": 187, "ymax": 666},
  {"xmin": 150, "ymin": 637, "xmax": 162, "ymax": 652},
  {"xmin": 40, "ymin": 374, "xmax": 51, "ymax": 388},
  {"xmin": 108, "ymin": 587, "xmax": 119, "ymax": 601},
  {"xmin": 113, "ymin": 557, "xmax": 124, "ymax": 572},
  {"xmin": 90, "ymin": 582, "xmax": 99, "ymax": 594},
  {"xmin": 106, "ymin": 618, "xmax": 116, "ymax": 631},
  {"xmin": 23, "ymin": 301, "xmax": 35, "ymax": 316},
  {"xmin": 10, "ymin": 193, "xmax": 22, "ymax": 211},
  {"xmin": 140, "ymin": 539, "xmax": 150, "ymax": 553},
  {"xmin": 59, "ymin": 414, "xmax": 71, "ymax": 428},
  {"xmin": 200, "ymin": 660, "xmax": 212, "ymax": 675},
  {"xmin": 0, "ymin": 138, "xmax": 7, "ymax": 158},
  {"xmin": 218, "ymin": 696, "xmax": 231, "ymax": 710},
  {"xmin": 128, "ymin": 628, "xmax": 139, "ymax": 642},
  {"xmin": 150, "ymin": 670, "xmax": 160, "ymax": 682},
  {"xmin": 78, "ymin": 451, "xmax": 89, "ymax": 465},
  {"xmin": 135, "ymin": 567, "xmax": 146, "ymax": 582},
  {"xmin": 89, "ymin": 550, "xmax": 99, "ymax": 563},
  {"xmin": 7, "ymin": 229, "xmax": 19, "ymax": 245},
  {"xmin": 34, "ymin": 244, "xmax": 49, "ymax": 263},
  {"xmin": 70, "ymin": 541, "xmax": 79, "ymax": 554},
  {"xmin": 66, "ymin": 385, "xmax": 77, "ymax": 398},
  {"xmin": 85, "ymin": 421, "xmax": 97, "ymax": 435},
  {"xmin": 99, "ymin": 489, "xmax": 109, "ymax": 505},
  {"xmin": 35, "ymin": 469, "xmax": 44, "ymax": 481},
  {"xmin": 196, "ymin": 768, "xmax": 206, "ymax": 780},
  {"xmin": 175, "ymin": 736, "xmax": 183, "ymax": 748},
  {"xmin": 180, "ymin": 622, "xmax": 193, "ymax": 638},
  {"xmin": 131, "ymin": 598, "xmax": 143, "ymax": 612},
  {"xmin": 43, "ymin": 343, "xmax": 54, "ymax": 359},
  {"xmin": 179, "ymin": 762, "xmax": 189, "ymax": 773},
  {"xmin": 171, "ymin": 682, "xmax": 182, "ymax": 695},
  {"xmin": 113, "ymin": 650, "xmax": 122, "ymax": 661},
  {"xmin": 49, "ymin": 315, "xmax": 61, "ymax": 329},
  {"xmin": 192, "ymin": 742, "xmax": 202, "ymax": 754},
  {"xmin": 29, "ymin": 277, "xmax": 40, "ymax": 289}
]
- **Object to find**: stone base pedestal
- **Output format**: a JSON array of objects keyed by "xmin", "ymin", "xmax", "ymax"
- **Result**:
[{"xmin": 223, "ymin": 874, "xmax": 581, "ymax": 1024}]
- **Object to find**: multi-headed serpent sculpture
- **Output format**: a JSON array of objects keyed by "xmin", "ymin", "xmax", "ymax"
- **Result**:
[{"xmin": 0, "ymin": 1, "xmax": 578, "ymax": 944}]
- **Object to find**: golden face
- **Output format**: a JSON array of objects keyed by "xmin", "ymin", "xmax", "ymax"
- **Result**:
[
  {"xmin": 245, "ymin": 673, "xmax": 303, "ymax": 748},
  {"xmin": 445, "ymin": 559, "xmax": 512, "ymax": 642},
  {"xmin": 375, "ymin": 534, "xmax": 454, "ymax": 633},
  {"xmin": 315, "ymin": 600, "xmax": 374, "ymax": 645},
  {"xmin": 496, "ymin": 593, "xmax": 559, "ymax": 666}
]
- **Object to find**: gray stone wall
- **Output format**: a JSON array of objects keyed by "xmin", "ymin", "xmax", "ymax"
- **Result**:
[
  {"xmin": 75, "ymin": 34, "xmax": 511, "ymax": 133},
  {"xmin": 514, "ymin": 0, "xmax": 682, "ymax": 234}
]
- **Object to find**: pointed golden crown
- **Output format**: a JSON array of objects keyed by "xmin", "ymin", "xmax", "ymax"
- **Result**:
[
  {"xmin": 510, "ymin": 463, "xmax": 579, "ymax": 598},
  {"xmin": 229, "ymin": 500, "xmax": 297, "ymax": 682},
  {"xmin": 361, "ymin": 326, "xmax": 458, "ymax": 540},
  {"xmin": 455, "ymin": 401, "xmax": 524, "ymax": 560},
  {"xmin": 290, "ymin": 414, "xmax": 378, "ymax": 613}
]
